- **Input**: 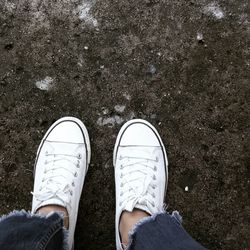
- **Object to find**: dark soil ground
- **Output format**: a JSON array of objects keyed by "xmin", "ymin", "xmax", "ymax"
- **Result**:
[{"xmin": 0, "ymin": 0, "xmax": 249, "ymax": 249}]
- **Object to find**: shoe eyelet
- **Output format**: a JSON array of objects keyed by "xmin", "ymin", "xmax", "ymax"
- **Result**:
[
  {"xmin": 153, "ymin": 175, "xmax": 156, "ymax": 180},
  {"xmin": 44, "ymin": 160, "xmax": 48, "ymax": 165},
  {"xmin": 72, "ymin": 182, "xmax": 75, "ymax": 187},
  {"xmin": 156, "ymin": 157, "xmax": 159, "ymax": 162},
  {"xmin": 74, "ymin": 172, "xmax": 78, "ymax": 177},
  {"xmin": 120, "ymin": 164, "xmax": 123, "ymax": 169},
  {"xmin": 119, "ymin": 155, "xmax": 122, "ymax": 160},
  {"xmin": 70, "ymin": 191, "xmax": 73, "ymax": 196},
  {"xmin": 77, "ymin": 154, "xmax": 82, "ymax": 159},
  {"xmin": 154, "ymin": 166, "xmax": 157, "ymax": 171},
  {"xmin": 152, "ymin": 202, "xmax": 155, "ymax": 207},
  {"xmin": 39, "ymin": 187, "xmax": 42, "ymax": 191},
  {"xmin": 120, "ymin": 192, "xmax": 123, "ymax": 196},
  {"xmin": 152, "ymin": 193, "xmax": 155, "ymax": 198},
  {"xmin": 120, "ymin": 173, "xmax": 123, "ymax": 178}
]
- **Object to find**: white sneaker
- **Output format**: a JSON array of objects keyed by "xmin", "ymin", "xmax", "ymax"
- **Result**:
[
  {"xmin": 31, "ymin": 117, "xmax": 91, "ymax": 250},
  {"xmin": 113, "ymin": 119, "xmax": 168, "ymax": 249}
]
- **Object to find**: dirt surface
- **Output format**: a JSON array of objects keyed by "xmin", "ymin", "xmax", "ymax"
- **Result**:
[{"xmin": 0, "ymin": 0, "xmax": 249, "ymax": 249}]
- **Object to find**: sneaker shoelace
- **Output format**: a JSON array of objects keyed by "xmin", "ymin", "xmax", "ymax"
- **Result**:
[
  {"xmin": 32, "ymin": 152, "xmax": 81, "ymax": 209},
  {"xmin": 118, "ymin": 155, "xmax": 159, "ymax": 211}
]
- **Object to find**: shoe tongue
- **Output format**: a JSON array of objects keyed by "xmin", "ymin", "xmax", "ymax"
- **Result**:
[
  {"xmin": 35, "ymin": 198, "xmax": 65, "ymax": 213},
  {"xmin": 123, "ymin": 147, "xmax": 154, "ymax": 158},
  {"xmin": 124, "ymin": 198, "xmax": 152, "ymax": 215},
  {"xmin": 45, "ymin": 141, "xmax": 77, "ymax": 155},
  {"xmin": 134, "ymin": 204, "xmax": 152, "ymax": 215},
  {"xmin": 34, "ymin": 179, "xmax": 70, "ymax": 213}
]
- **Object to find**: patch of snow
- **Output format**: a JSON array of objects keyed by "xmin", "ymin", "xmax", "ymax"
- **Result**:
[
  {"xmin": 114, "ymin": 105, "xmax": 126, "ymax": 113},
  {"xmin": 75, "ymin": 1, "xmax": 98, "ymax": 27},
  {"xmin": 35, "ymin": 76, "xmax": 54, "ymax": 91},
  {"xmin": 148, "ymin": 64, "xmax": 157, "ymax": 74},
  {"xmin": 123, "ymin": 93, "xmax": 131, "ymax": 101},
  {"xmin": 204, "ymin": 3, "xmax": 224, "ymax": 19},
  {"xmin": 4, "ymin": 1, "xmax": 16, "ymax": 12},
  {"xmin": 97, "ymin": 115, "xmax": 124, "ymax": 127}
]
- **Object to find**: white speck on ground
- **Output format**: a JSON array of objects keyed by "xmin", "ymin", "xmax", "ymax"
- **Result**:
[
  {"xmin": 35, "ymin": 76, "xmax": 54, "ymax": 91},
  {"xmin": 123, "ymin": 93, "xmax": 131, "ymax": 101},
  {"xmin": 114, "ymin": 105, "xmax": 126, "ymax": 113},
  {"xmin": 185, "ymin": 186, "xmax": 189, "ymax": 192},
  {"xmin": 204, "ymin": 3, "xmax": 224, "ymax": 19},
  {"xmin": 101, "ymin": 107, "xmax": 109, "ymax": 115},
  {"xmin": 75, "ymin": 1, "xmax": 98, "ymax": 27},
  {"xmin": 197, "ymin": 32, "xmax": 203, "ymax": 41},
  {"xmin": 77, "ymin": 62, "xmax": 83, "ymax": 67},
  {"xmin": 84, "ymin": 46, "xmax": 89, "ymax": 50}
]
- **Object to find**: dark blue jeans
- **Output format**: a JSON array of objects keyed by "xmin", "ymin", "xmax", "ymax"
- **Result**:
[{"xmin": 0, "ymin": 210, "xmax": 205, "ymax": 250}]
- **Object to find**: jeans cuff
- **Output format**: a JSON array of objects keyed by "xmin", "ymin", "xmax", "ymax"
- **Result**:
[
  {"xmin": 0, "ymin": 210, "xmax": 69, "ymax": 250},
  {"xmin": 125, "ymin": 210, "xmax": 182, "ymax": 250}
]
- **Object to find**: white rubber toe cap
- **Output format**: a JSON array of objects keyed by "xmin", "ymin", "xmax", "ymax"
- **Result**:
[
  {"xmin": 119, "ymin": 120, "xmax": 161, "ymax": 147},
  {"xmin": 45, "ymin": 118, "xmax": 86, "ymax": 144}
]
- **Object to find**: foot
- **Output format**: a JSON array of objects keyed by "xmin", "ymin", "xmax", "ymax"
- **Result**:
[
  {"xmin": 31, "ymin": 117, "xmax": 91, "ymax": 250},
  {"xmin": 113, "ymin": 119, "xmax": 168, "ymax": 249}
]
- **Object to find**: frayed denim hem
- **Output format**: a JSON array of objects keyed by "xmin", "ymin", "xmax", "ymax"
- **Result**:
[
  {"xmin": 62, "ymin": 227, "xmax": 69, "ymax": 250},
  {"xmin": 124, "ymin": 210, "xmax": 182, "ymax": 250},
  {"xmin": 0, "ymin": 210, "xmax": 69, "ymax": 250}
]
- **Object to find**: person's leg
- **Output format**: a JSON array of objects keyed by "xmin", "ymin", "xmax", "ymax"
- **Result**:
[
  {"xmin": 0, "ymin": 210, "xmax": 65, "ymax": 250},
  {"xmin": 0, "ymin": 116, "xmax": 91, "ymax": 250},
  {"xmin": 114, "ymin": 119, "xmax": 206, "ymax": 250}
]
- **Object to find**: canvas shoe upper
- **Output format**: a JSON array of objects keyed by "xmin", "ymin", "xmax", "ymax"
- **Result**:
[
  {"xmin": 113, "ymin": 119, "xmax": 168, "ymax": 249},
  {"xmin": 31, "ymin": 117, "xmax": 91, "ymax": 250}
]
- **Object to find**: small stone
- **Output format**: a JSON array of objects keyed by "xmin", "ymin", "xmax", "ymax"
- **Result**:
[
  {"xmin": 101, "ymin": 107, "xmax": 109, "ymax": 115},
  {"xmin": 185, "ymin": 186, "xmax": 189, "ymax": 192},
  {"xmin": 84, "ymin": 46, "xmax": 89, "ymax": 50},
  {"xmin": 197, "ymin": 32, "xmax": 204, "ymax": 44}
]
